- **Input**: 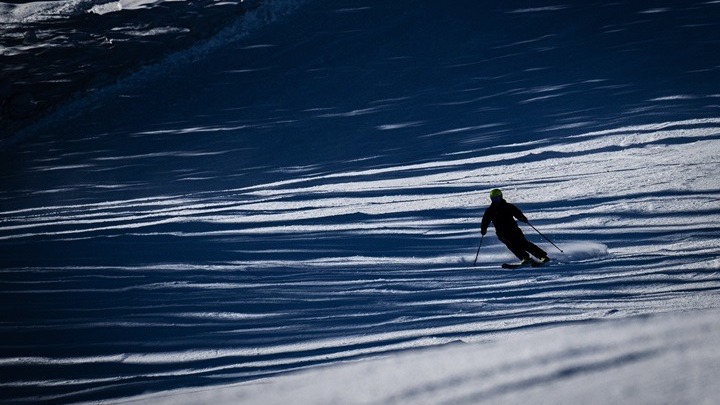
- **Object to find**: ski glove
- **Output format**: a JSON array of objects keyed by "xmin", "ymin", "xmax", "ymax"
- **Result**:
[{"xmin": 481, "ymin": 228, "xmax": 487, "ymax": 236}]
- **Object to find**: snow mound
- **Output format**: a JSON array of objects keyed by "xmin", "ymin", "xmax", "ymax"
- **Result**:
[{"xmin": 553, "ymin": 241, "xmax": 609, "ymax": 263}]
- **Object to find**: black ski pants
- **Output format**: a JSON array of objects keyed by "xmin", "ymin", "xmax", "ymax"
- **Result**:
[{"xmin": 498, "ymin": 230, "xmax": 547, "ymax": 261}]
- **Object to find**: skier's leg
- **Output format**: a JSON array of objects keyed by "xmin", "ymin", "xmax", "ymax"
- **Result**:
[
  {"xmin": 524, "ymin": 240, "xmax": 548, "ymax": 260},
  {"xmin": 499, "ymin": 234, "xmax": 530, "ymax": 261}
]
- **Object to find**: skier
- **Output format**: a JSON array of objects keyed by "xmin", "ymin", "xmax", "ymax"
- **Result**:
[{"xmin": 481, "ymin": 189, "xmax": 550, "ymax": 267}]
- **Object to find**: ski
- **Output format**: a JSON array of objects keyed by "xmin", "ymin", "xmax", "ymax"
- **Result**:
[
  {"xmin": 531, "ymin": 258, "xmax": 551, "ymax": 267},
  {"xmin": 501, "ymin": 260, "xmax": 536, "ymax": 269},
  {"xmin": 501, "ymin": 258, "xmax": 550, "ymax": 269}
]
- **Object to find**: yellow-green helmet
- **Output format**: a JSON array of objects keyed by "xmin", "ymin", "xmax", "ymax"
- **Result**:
[{"xmin": 489, "ymin": 189, "xmax": 503, "ymax": 199}]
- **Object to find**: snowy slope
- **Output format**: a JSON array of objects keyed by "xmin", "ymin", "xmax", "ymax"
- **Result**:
[
  {"xmin": 117, "ymin": 309, "xmax": 720, "ymax": 405},
  {"xmin": 1, "ymin": 0, "xmax": 720, "ymax": 404}
]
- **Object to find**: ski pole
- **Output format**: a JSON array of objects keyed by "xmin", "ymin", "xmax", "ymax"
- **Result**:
[
  {"xmin": 527, "ymin": 222, "xmax": 564, "ymax": 253},
  {"xmin": 473, "ymin": 235, "xmax": 484, "ymax": 266}
]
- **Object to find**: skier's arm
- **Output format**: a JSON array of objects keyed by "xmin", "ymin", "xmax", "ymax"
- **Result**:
[
  {"xmin": 480, "ymin": 208, "xmax": 491, "ymax": 235},
  {"xmin": 510, "ymin": 203, "xmax": 529, "ymax": 223}
]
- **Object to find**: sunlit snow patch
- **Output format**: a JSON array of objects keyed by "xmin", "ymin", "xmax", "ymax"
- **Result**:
[{"xmin": 551, "ymin": 241, "xmax": 610, "ymax": 263}]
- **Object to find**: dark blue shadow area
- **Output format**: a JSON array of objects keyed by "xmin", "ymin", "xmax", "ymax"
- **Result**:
[
  {"xmin": 1, "ymin": 0, "xmax": 720, "ymax": 403},
  {"xmin": 3, "ymin": 0, "xmax": 720, "ymax": 209}
]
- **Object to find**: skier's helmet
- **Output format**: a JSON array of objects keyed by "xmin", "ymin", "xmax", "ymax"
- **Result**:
[{"xmin": 489, "ymin": 189, "xmax": 503, "ymax": 199}]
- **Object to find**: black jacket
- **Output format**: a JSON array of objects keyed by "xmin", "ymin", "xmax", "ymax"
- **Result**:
[{"xmin": 481, "ymin": 199, "xmax": 528, "ymax": 236}]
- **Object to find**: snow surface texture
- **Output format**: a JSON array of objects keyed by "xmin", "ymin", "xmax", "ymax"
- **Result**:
[
  {"xmin": 121, "ymin": 310, "xmax": 720, "ymax": 405},
  {"xmin": 1, "ymin": 0, "xmax": 720, "ymax": 404},
  {"xmin": 0, "ymin": 0, "xmax": 259, "ymax": 134}
]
